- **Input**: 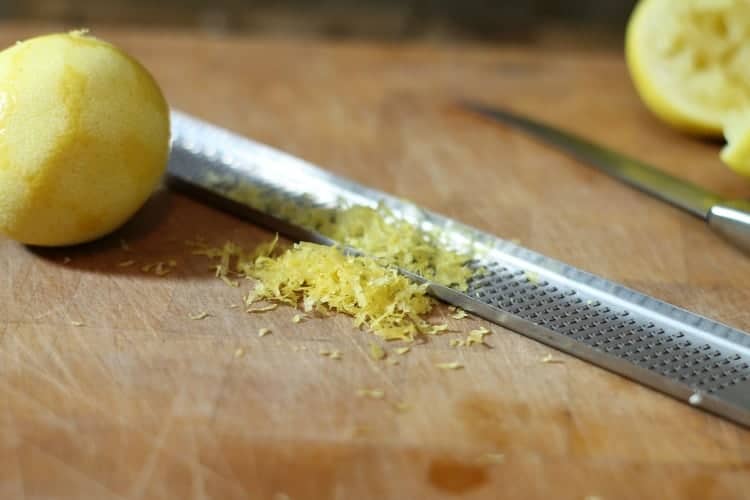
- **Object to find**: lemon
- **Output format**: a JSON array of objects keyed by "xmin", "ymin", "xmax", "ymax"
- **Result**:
[
  {"xmin": 0, "ymin": 31, "xmax": 170, "ymax": 246},
  {"xmin": 626, "ymin": 0, "xmax": 750, "ymax": 136},
  {"xmin": 720, "ymin": 112, "xmax": 750, "ymax": 175}
]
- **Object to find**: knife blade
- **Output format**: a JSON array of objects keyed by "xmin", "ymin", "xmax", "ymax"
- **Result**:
[{"xmin": 461, "ymin": 101, "xmax": 750, "ymax": 254}]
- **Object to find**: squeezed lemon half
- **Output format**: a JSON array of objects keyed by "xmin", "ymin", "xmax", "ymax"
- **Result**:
[
  {"xmin": 0, "ymin": 31, "xmax": 170, "ymax": 246},
  {"xmin": 626, "ymin": 0, "xmax": 750, "ymax": 136},
  {"xmin": 626, "ymin": 0, "xmax": 750, "ymax": 176}
]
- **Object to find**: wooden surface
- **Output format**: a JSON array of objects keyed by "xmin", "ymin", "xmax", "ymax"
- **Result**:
[{"xmin": 1, "ymin": 24, "xmax": 750, "ymax": 500}]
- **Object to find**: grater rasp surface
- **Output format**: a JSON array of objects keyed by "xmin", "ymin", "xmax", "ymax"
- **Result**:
[{"xmin": 167, "ymin": 110, "xmax": 750, "ymax": 427}]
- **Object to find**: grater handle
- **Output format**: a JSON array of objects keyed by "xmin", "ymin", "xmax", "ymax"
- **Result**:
[{"xmin": 708, "ymin": 201, "xmax": 750, "ymax": 254}]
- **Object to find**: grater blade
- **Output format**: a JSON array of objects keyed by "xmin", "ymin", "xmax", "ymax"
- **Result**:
[{"xmin": 166, "ymin": 110, "xmax": 750, "ymax": 428}]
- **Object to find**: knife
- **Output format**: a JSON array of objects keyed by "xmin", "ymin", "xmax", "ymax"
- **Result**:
[{"xmin": 461, "ymin": 101, "xmax": 750, "ymax": 254}]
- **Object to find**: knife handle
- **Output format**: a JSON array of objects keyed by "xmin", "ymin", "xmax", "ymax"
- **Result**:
[{"xmin": 708, "ymin": 201, "xmax": 750, "ymax": 254}]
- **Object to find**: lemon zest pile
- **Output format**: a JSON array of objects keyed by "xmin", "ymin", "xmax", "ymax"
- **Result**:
[
  {"xmin": 242, "ymin": 242, "xmax": 437, "ymax": 341},
  {"xmin": 311, "ymin": 204, "xmax": 473, "ymax": 290},
  {"xmin": 188, "ymin": 198, "xmax": 477, "ymax": 341},
  {"xmin": 216, "ymin": 181, "xmax": 474, "ymax": 289}
]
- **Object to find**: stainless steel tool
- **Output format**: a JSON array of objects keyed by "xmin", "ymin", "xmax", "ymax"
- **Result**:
[
  {"xmin": 462, "ymin": 101, "xmax": 750, "ymax": 254},
  {"xmin": 167, "ymin": 110, "xmax": 750, "ymax": 428}
]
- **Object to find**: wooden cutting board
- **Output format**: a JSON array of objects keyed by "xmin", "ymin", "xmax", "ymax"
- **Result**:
[{"xmin": 1, "ymin": 24, "xmax": 749, "ymax": 500}]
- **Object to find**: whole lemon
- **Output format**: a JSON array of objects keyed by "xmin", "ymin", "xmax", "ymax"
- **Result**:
[{"xmin": 0, "ymin": 31, "xmax": 170, "ymax": 246}]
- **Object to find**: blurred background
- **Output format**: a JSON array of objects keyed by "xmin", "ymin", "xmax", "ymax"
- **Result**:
[{"xmin": 1, "ymin": 0, "xmax": 637, "ymax": 48}]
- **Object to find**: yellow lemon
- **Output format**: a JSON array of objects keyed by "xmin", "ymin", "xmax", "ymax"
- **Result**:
[
  {"xmin": 625, "ymin": 0, "xmax": 750, "ymax": 137},
  {"xmin": 0, "ymin": 31, "xmax": 170, "ymax": 246},
  {"xmin": 720, "ymin": 112, "xmax": 750, "ymax": 176}
]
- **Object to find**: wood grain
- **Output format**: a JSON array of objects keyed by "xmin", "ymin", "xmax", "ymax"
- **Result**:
[{"xmin": 1, "ymin": 24, "xmax": 749, "ymax": 500}]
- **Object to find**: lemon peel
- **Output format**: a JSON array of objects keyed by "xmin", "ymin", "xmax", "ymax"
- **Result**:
[
  {"xmin": 436, "ymin": 361, "xmax": 463, "ymax": 370},
  {"xmin": 247, "ymin": 242, "xmax": 435, "ymax": 341},
  {"xmin": 212, "ymin": 181, "xmax": 475, "ymax": 290},
  {"xmin": 193, "ymin": 237, "xmax": 438, "ymax": 342},
  {"xmin": 720, "ymin": 111, "xmax": 750, "ymax": 176}
]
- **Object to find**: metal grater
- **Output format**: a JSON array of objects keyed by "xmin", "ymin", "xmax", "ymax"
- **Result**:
[{"xmin": 166, "ymin": 110, "xmax": 750, "ymax": 428}]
